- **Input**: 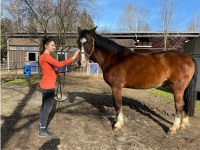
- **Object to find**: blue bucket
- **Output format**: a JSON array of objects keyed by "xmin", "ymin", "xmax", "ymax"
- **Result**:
[{"xmin": 23, "ymin": 65, "xmax": 31, "ymax": 76}]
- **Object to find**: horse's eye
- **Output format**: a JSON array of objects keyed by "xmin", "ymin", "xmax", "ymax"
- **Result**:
[{"xmin": 88, "ymin": 41, "xmax": 91, "ymax": 44}]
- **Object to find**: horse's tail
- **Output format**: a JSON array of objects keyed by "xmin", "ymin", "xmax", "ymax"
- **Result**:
[{"xmin": 184, "ymin": 59, "xmax": 198, "ymax": 116}]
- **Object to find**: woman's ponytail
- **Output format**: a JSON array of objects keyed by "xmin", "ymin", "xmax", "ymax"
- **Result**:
[{"xmin": 39, "ymin": 38, "xmax": 54, "ymax": 55}]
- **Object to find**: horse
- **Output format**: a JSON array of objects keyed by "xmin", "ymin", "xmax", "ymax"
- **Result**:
[{"xmin": 77, "ymin": 27, "xmax": 198, "ymax": 135}]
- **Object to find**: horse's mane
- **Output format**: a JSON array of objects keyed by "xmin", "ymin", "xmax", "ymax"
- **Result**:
[{"xmin": 94, "ymin": 33, "xmax": 133, "ymax": 53}]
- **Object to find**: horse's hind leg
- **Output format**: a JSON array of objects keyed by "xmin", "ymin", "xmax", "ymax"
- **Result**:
[
  {"xmin": 180, "ymin": 111, "xmax": 189, "ymax": 130},
  {"xmin": 168, "ymin": 89, "xmax": 184, "ymax": 135},
  {"xmin": 111, "ymin": 87, "xmax": 124, "ymax": 131}
]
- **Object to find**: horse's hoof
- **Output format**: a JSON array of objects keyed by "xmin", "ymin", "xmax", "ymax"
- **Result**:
[
  {"xmin": 179, "ymin": 127, "xmax": 186, "ymax": 131},
  {"xmin": 113, "ymin": 126, "xmax": 120, "ymax": 131},
  {"xmin": 167, "ymin": 130, "xmax": 176, "ymax": 135}
]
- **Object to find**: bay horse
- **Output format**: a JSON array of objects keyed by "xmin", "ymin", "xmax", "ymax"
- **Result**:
[{"xmin": 77, "ymin": 27, "xmax": 197, "ymax": 135}]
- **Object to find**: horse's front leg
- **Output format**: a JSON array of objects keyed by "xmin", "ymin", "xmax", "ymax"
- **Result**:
[{"xmin": 112, "ymin": 87, "xmax": 124, "ymax": 131}]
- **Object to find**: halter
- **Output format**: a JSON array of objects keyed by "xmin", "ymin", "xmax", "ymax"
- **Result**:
[{"xmin": 80, "ymin": 37, "xmax": 95, "ymax": 60}]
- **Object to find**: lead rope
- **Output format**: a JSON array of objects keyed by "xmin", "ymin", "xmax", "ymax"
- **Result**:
[
  {"xmin": 55, "ymin": 63, "xmax": 99, "ymax": 109},
  {"xmin": 55, "ymin": 66, "xmax": 81, "ymax": 109},
  {"xmin": 55, "ymin": 73, "xmax": 65, "ymax": 101},
  {"xmin": 55, "ymin": 73, "xmax": 65, "ymax": 109}
]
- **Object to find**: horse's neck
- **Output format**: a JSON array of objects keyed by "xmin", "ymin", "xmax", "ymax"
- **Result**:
[{"xmin": 91, "ymin": 48, "xmax": 121, "ymax": 71}]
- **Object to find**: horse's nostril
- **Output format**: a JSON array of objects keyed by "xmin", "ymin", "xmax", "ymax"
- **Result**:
[{"xmin": 78, "ymin": 61, "xmax": 81, "ymax": 66}]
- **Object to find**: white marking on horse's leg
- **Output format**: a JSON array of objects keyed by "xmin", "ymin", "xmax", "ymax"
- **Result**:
[
  {"xmin": 169, "ymin": 117, "xmax": 181, "ymax": 131},
  {"xmin": 180, "ymin": 111, "xmax": 189, "ymax": 129},
  {"xmin": 114, "ymin": 111, "xmax": 124, "ymax": 129}
]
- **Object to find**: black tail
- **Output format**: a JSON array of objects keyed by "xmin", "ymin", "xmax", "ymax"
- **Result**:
[{"xmin": 184, "ymin": 59, "xmax": 198, "ymax": 116}]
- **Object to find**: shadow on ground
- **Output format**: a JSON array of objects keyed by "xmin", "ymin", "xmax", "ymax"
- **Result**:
[{"xmin": 63, "ymin": 91, "xmax": 172, "ymax": 133}]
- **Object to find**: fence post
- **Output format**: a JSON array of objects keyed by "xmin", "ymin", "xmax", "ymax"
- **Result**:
[{"xmin": 15, "ymin": 62, "xmax": 17, "ymax": 79}]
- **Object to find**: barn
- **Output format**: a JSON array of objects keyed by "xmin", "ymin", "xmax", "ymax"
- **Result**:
[
  {"xmin": 183, "ymin": 36, "xmax": 200, "ymax": 92},
  {"xmin": 5, "ymin": 31, "xmax": 200, "ymax": 75}
]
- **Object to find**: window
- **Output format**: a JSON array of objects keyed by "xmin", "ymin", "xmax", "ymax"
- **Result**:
[{"xmin": 28, "ymin": 53, "xmax": 36, "ymax": 61}]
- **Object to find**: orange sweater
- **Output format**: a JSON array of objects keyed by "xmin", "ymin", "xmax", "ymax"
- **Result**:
[{"xmin": 39, "ymin": 53, "xmax": 73, "ymax": 89}]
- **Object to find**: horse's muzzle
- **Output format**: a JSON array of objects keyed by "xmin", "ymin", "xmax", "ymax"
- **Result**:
[
  {"xmin": 78, "ymin": 61, "xmax": 81, "ymax": 66},
  {"xmin": 78, "ymin": 60, "xmax": 86, "ymax": 68}
]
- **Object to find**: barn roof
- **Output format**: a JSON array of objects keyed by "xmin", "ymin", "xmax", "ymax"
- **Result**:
[{"xmin": 5, "ymin": 31, "xmax": 200, "ymax": 38}]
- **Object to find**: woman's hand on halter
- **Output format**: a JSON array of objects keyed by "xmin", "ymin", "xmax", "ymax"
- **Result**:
[{"xmin": 72, "ymin": 49, "xmax": 80, "ymax": 60}]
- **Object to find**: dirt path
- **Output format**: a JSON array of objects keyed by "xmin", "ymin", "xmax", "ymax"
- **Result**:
[{"xmin": 1, "ymin": 74, "xmax": 200, "ymax": 150}]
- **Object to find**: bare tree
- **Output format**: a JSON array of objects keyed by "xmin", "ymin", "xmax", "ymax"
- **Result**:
[
  {"xmin": 158, "ymin": 0, "xmax": 178, "ymax": 51},
  {"xmin": 3, "ymin": 0, "xmax": 98, "ymax": 58},
  {"xmin": 188, "ymin": 13, "xmax": 200, "ymax": 31},
  {"xmin": 24, "ymin": 0, "xmax": 55, "ymax": 34},
  {"xmin": 3, "ymin": 0, "xmax": 28, "ymax": 32},
  {"xmin": 50, "ymin": 0, "xmax": 79, "ymax": 55},
  {"xmin": 118, "ymin": 3, "xmax": 151, "ymax": 31}
]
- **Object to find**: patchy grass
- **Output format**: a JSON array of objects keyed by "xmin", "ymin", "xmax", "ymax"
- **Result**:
[
  {"xmin": 147, "ymin": 87, "xmax": 200, "ymax": 116},
  {"xmin": 2, "ymin": 77, "xmax": 40, "ymax": 86},
  {"xmin": 147, "ymin": 87, "xmax": 174, "ymax": 101},
  {"xmin": 195, "ymin": 101, "xmax": 200, "ymax": 116}
]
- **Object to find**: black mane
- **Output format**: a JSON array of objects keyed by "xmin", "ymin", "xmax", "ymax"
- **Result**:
[{"xmin": 94, "ymin": 33, "xmax": 133, "ymax": 53}]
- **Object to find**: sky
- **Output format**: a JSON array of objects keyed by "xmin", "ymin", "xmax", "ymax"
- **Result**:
[{"xmin": 93, "ymin": 0, "xmax": 200, "ymax": 31}]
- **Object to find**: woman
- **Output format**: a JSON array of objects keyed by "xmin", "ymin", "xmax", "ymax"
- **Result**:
[{"xmin": 39, "ymin": 38, "xmax": 80, "ymax": 137}]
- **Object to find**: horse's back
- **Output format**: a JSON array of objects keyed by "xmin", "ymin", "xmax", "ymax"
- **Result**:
[
  {"xmin": 123, "ymin": 50, "xmax": 194, "ymax": 89},
  {"xmin": 135, "ymin": 50, "xmax": 194, "ymax": 70},
  {"xmin": 153, "ymin": 50, "xmax": 194, "ymax": 75},
  {"xmin": 158, "ymin": 50, "xmax": 195, "ymax": 87}
]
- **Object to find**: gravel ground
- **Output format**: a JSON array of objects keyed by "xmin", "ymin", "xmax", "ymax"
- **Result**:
[{"xmin": 1, "ymin": 74, "xmax": 200, "ymax": 150}]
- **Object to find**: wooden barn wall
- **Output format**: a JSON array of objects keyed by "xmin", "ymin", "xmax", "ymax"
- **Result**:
[
  {"xmin": 111, "ymin": 38, "xmax": 135, "ymax": 47},
  {"xmin": 9, "ymin": 38, "xmax": 40, "ymax": 46},
  {"xmin": 9, "ymin": 50, "xmax": 27, "ymax": 69},
  {"xmin": 9, "ymin": 38, "xmax": 78, "ymax": 47}
]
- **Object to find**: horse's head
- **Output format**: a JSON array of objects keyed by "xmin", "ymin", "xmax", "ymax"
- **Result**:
[{"xmin": 77, "ymin": 26, "xmax": 97, "ymax": 67}]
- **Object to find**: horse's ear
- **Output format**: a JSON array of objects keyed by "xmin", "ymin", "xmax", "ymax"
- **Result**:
[
  {"xmin": 78, "ymin": 27, "xmax": 82, "ymax": 34},
  {"xmin": 90, "ymin": 26, "xmax": 98, "ymax": 35}
]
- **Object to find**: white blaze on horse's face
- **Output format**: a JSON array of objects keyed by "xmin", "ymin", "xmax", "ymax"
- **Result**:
[{"xmin": 80, "ymin": 38, "xmax": 87, "ymax": 67}]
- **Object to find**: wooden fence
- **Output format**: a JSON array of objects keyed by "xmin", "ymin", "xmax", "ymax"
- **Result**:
[{"xmin": 1, "ymin": 61, "xmax": 102, "ymax": 81}]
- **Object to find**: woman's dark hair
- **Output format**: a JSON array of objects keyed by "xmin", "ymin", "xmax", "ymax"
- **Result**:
[{"xmin": 39, "ymin": 38, "xmax": 54, "ymax": 55}]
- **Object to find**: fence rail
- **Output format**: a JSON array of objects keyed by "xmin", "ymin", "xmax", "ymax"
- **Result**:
[{"xmin": 1, "ymin": 61, "xmax": 100, "ymax": 80}]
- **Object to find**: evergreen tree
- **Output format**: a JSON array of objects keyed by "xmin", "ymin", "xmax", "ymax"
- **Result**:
[
  {"xmin": 1, "ymin": 18, "xmax": 13, "ymax": 60},
  {"xmin": 79, "ymin": 9, "xmax": 94, "ymax": 29}
]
